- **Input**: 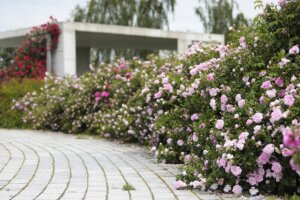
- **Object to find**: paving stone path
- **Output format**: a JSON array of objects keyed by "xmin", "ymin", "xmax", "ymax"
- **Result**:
[{"xmin": 0, "ymin": 129, "xmax": 238, "ymax": 200}]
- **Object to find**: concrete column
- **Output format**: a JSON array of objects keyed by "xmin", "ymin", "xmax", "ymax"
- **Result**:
[
  {"xmin": 46, "ymin": 34, "xmax": 52, "ymax": 73},
  {"xmin": 76, "ymin": 48, "xmax": 90, "ymax": 76},
  {"xmin": 52, "ymin": 25, "xmax": 76, "ymax": 76},
  {"xmin": 177, "ymin": 39, "xmax": 191, "ymax": 54}
]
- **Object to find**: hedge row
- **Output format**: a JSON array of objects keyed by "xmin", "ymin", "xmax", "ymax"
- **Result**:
[{"xmin": 14, "ymin": 1, "xmax": 300, "ymax": 196}]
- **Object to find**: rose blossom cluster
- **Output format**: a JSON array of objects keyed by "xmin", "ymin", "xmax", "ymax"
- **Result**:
[
  {"xmin": 282, "ymin": 127, "xmax": 300, "ymax": 174},
  {"xmin": 2, "ymin": 17, "xmax": 60, "ymax": 80}
]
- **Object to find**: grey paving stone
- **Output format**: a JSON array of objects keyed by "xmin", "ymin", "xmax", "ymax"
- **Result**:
[{"xmin": 0, "ymin": 129, "xmax": 239, "ymax": 200}]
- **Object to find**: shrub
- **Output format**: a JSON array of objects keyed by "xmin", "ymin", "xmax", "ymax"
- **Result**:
[
  {"xmin": 0, "ymin": 17, "xmax": 60, "ymax": 81},
  {"xmin": 16, "ymin": 59, "xmax": 137, "ymax": 134},
  {"xmin": 14, "ymin": 0, "xmax": 300, "ymax": 196},
  {"xmin": 153, "ymin": 0, "xmax": 300, "ymax": 195},
  {"xmin": 0, "ymin": 79, "xmax": 43, "ymax": 128}
]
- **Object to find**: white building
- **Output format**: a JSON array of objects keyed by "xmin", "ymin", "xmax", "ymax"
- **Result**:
[{"xmin": 0, "ymin": 22, "xmax": 224, "ymax": 76}]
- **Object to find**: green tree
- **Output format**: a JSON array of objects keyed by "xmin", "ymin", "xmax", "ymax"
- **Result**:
[
  {"xmin": 195, "ymin": 0, "xmax": 249, "ymax": 42},
  {"xmin": 136, "ymin": 0, "xmax": 175, "ymax": 29},
  {"xmin": 72, "ymin": 0, "xmax": 176, "ymax": 65}
]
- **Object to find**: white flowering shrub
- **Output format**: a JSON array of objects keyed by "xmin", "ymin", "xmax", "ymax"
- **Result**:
[{"xmin": 14, "ymin": 0, "xmax": 300, "ymax": 196}]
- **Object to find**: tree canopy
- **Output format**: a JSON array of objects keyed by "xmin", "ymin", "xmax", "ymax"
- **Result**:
[
  {"xmin": 72, "ymin": 0, "xmax": 176, "ymax": 29},
  {"xmin": 195, "ymin": 0, "xmax": 249, "ymax": 41}
]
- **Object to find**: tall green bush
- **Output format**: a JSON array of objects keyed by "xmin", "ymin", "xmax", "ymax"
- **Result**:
[{"xmin": 0, "ymin": 79, "xmax": 43, "ymax": 128}]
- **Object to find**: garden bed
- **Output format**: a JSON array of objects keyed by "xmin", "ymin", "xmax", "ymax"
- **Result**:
[{"xmin": 8, "ymin": 0, "xmax": 300, "ymax": 197}]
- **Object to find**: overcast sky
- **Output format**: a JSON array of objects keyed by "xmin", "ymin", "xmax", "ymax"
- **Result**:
[{"xmin": 0, "ymin": 0, "xmax": 276, "ymax": 33}]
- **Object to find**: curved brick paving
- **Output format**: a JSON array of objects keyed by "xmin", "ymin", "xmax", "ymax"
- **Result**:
[{"xmin": 0, "ymin": 129, "xmax": 239, "ymax": 200}]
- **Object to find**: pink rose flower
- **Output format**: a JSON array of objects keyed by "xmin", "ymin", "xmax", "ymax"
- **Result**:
[
  {"xmin": 290, "ymin": 158, "xmax": 300, "ymax": 174},
  {"xmin": 95, "ymin": 91, "xmax": 101, "ymax": 97},
  {"xmin": 191, "ymin": 181, "xmax": 201, "ymax": 188},
  {"xmin": 192, "ymin": 134, "xmax": 198, "ymax": 142},
  {"xmin": 163, "ymin": 83, "xmax": 173, "ymax": 93},
  {"xmin": 162, "ymin": 77, "xmax": 169, "ymax": 84},
  {"xmin": 270, "ymin": 108, "xmax": 283, "ymax": 123},
  {"xmin": 190, "ymin": 68, "xmax": 198, "ymax": 76},
  {"xmin": 263, "ymin": 144, "xmax": 275, "ymax": 155},
  {"xmin": 230, "ymin": 166, "xmax": 242, "ymax": 177},
  {"xmin": 184, "ymin": 155, "xmax": 192, "ymax": 163},
  {"xmin": 126, "ymin": 72, "xmax": 132, "ymax": 79},
  {"xmin": 235, "ymin": 94, "xmax": 242, "ymax": 102},
  {"xmin": 114, "ymin": 67, "xmax": 119, "ymax": 73},
  {"xmin": 281, "ymin": 148, "xmax": 294, "ymax": 157},
  {"xmin": 218, "ymin": 157, "xmax": 227, "ymax": 167},
  {"xmin": 238, "ymin": 99, "xmax": 245, "ymax": 108},
  {"xmin": 207, "ymin": 73, "xmax": 215, "ymax": 81},
  {"xmin": 279, "ymin": 90, "xmax": 286, "ymax": 98},
  {"xmin": 239, "ymin": 36, "xmax": 247, "ymax": 49},
  {"xmin": 271, "ymin": 162, "xmax": 282, "ymax": 174},
  {"xmin": 289, "ymin": 45, "xmax": 299, "ymax": 55},
  {"xmin": 252, "ymin": 113, "xmax": 263, "ymax": 123},
  {"xmin": 275, "ymin": 77, "xmax": 284, "ymax": 87},
  {"xmin": 279, "ymin": 58, "xmax": 290, "ymax": 68},
  {"xmin": 239, "ymin": 132, "xmax": 249, "ymax": 140},
  {"xmin": 257, "ymin": 152, "xmax": 270, "ymax": 165},
  {"xmin": 259, "ymin": 71, "xmax": 266, "ymax": 76},
  {"xmin": 95, "ymin": 91, "xmax": 101, "ymax": 102},
  {"xmin": 226, "ymin": 104, "xmax": 234, "ymax": 112},
  {"xmin": 266, "ymin": 89, "xmax": 276, "ymax": 98},
  {"xmin": 191, "ymin": 113, "xmax": 199, "ymax": 121},
  {"xmin": 242, "ymin": 75, "xmax": 249, "ymax": 82},
  {"xmin": 232, "ymin": 185, "xmax": 242, "ymax": 195},
  {"xmin": 221, "ymin": 95, "xmax": 228, "ymax": 104},
  {"xmin": 209, "ymin": 88, "xmax": 219, "ymax": 97},
  {"xmin": 174, "ymin": 180, "xmax": 186, "ymax": 190},
  {"xmin": 236, "ymin": 141, "xmax": 245, "ymax": 150},
  {"xmin": 210, "ymin": 99, "xmax": 216, "ymax": 110},
  {"xmin": 177, "ymin": 140, "xmax": 184, "ymax": 146},
  {"xmin": 283, "ymin": 127, "xmax": 300, "ymax": 149},
  {"xmin": 154, "ymin": 91, "xmax": 162, "ymax": 99},
  {"xmin": 246, "ymin": 119, "xmax": 253, "ymax": 125},
  {"xmin": 261, "ymin": 81, "xmax": 272, "ymax": 89},
  {"xmin": 119, "ymin": 63, "xmax": 126, "ymax": 69},
  {"xmin": 248, "ymin": 177, "xmax": 258, "ymax": 186},
  {"xmin": 101, "ymin": 91, "xmax": 110, "ymax": 98},
  {"xmin": 284, "ymin": 95, "xmax": 295, "ymax": 107},
  {"xmin": 223, "ymin": 185, "xmax": 231, "ymax": 193},
  {"xmin": 215, "ymin": 119, "xmax": 224, "ymax": 130}
]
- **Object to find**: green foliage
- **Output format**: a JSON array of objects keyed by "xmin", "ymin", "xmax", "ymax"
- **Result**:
[
  {"xmin": 254, "ymin": 0, "xmax": 264, "ymax": 10},
  {"xmin": 195, "ymin": 0, "xmax": 249, "ymax": 42},
  {"xmin": 0, "ymin": 79, "xmax": 43, "ymax": 128}
]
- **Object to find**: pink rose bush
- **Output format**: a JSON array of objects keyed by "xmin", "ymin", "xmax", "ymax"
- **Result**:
[
  {"xmin": 13, "ymin": 0, "xmax": 300, "ymax": 197},
  {"xmin": 14, "ymin": 58, "xmax": 134, "ymax": 134},
  {"xmin": 154, "ymin": 0, "xmax": 300, "ymax": 196},
  {"xmin": 282, "ymin": 127, "xmax": 300, "ymax": 175}
]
